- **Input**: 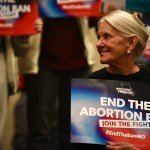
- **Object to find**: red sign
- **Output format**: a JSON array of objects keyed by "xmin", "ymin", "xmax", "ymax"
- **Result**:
[
  {"xmin": 0, "ymin": 0, "xmax": 39, "ymax": 35},
  {"xmin": 38, "ymin": 0, "xmax": 102, "ymax": 17}
]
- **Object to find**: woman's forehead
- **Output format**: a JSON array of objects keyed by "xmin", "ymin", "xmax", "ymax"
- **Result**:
[{"xmin": 98, "ymin": 21, "xmax": 120, "ymax": 35}]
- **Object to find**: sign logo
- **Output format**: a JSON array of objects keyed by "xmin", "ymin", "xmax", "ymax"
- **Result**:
[{"xmin": 116, "ymin": 83, "xmax": 135, "ymax": 96}]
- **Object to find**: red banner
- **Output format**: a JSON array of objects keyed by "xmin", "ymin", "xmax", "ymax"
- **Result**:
[{"xmin": 0, "ymin": 0, "xmax": 39, "ymax": 35}]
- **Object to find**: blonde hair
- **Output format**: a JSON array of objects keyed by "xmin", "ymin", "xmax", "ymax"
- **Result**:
[{"xmin": 98, "ymin": 10, "xmax": 149, "ymax": 56}]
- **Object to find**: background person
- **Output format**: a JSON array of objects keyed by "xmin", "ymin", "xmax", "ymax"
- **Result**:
[
  {"xmin": 0, "ymin": 18, "xmax": 42, "ymax": 150},
  {"xmin": 26, "ymin": 17, "xmax": 98, "ymax": 150},
  {"xmin": 12, "ymin": 28, "xmax": 42, "ymax": 150}
]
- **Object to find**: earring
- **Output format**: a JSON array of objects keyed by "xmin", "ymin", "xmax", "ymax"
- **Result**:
[{"xmin": 127, "ymin": 50, "xmax": 130, "ymax": 54}]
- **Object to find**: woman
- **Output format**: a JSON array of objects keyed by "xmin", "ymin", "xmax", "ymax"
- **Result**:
[{"xmin": 87, "ymin": 10, "xmax": 150, "ymax": 150}]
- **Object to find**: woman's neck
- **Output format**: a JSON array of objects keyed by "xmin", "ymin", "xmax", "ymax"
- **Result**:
[{"xmin": 107, "ymin": 65, "xmax": 140, "ymax": 75}]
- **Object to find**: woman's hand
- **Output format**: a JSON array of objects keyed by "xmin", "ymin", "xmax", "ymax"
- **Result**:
[{"xmin": 106, "ymin": 142, "xmax": 140, "ymax": 150}]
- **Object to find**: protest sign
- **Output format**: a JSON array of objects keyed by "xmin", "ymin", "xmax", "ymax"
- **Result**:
[
  {"xmin": 71, "ymin": 78, "xmax": 150, "ymax": 149},
  {"xmin": 0, "ymin": 0, "xmax": 38, "ymax": 35},
  {"xmin": 38, "ymin": 0, "xmax": 102, "ymax": 17}
]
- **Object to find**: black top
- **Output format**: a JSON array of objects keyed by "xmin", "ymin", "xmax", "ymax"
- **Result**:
[
  {"xmin": 39, "ymin": 17, "xmax": 88, "ymax": 70},
  {"xmin": 86, "ymin": 66, "xmax": 150, "ymax": 83}
]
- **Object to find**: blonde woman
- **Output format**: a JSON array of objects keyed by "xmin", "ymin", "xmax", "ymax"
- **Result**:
[{"xmin": 87, "ymin": 10, "xmax": 149, "ymax": 150}]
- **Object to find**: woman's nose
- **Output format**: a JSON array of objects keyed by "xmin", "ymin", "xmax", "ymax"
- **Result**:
[{"xmin": 96, "ymin": 38, "xmax": 104, "ymax": 48}]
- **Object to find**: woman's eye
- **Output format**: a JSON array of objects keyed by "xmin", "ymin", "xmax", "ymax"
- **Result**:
[{"xmin": 104, "ymin": 34, "xmax": 111, "ymax": 40}]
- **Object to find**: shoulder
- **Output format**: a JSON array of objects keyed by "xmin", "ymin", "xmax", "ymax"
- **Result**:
[
  {"xmin": 85, "ymin": 68, "xmax": 107, "ymax": 79},
  {"xmin": 138, "ymin": 65, "xmax": 150, "ymax": 82},
  {"xmin": 140, "ymin": 64, "xmax": 150, "ymax": 74}
]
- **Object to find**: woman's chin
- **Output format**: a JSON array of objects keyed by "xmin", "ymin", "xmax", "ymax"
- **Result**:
[{"xmin": 100, "ymin": 60, "xmax": 109, "ymax": 64}]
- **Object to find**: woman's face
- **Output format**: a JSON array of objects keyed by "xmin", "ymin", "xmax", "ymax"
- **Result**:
[{"xmin": 96, "ymin": 21, "xmax": 130, "ymax": 65}]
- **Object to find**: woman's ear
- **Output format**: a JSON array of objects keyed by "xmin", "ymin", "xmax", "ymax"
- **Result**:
[{"xmin": 127, "ymin": 35, "xmax": 138, "ymax": 51}]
